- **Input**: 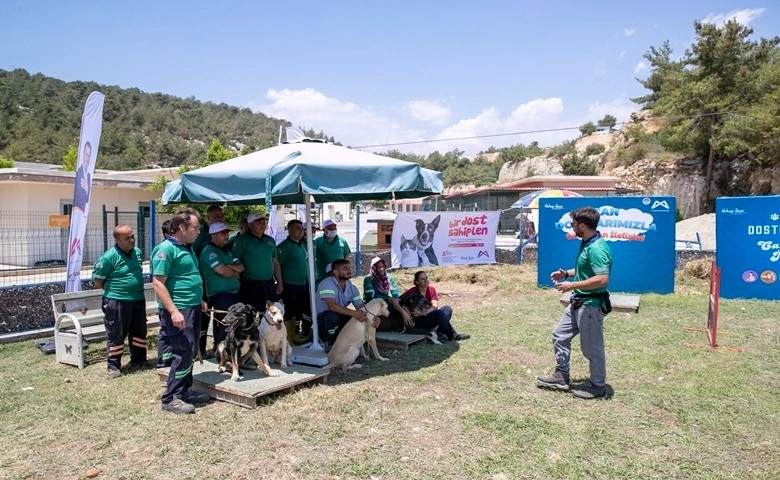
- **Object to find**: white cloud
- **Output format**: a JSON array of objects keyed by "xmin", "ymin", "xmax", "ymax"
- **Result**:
[
  {"xmin": 405, "ymin": 100, "xmax": 451, "ymax": 126},
  {"xmin": 624, "ymin": 27, "xmax": 635, "ymax": 36},
  {"xmin": 701, "ymin": 8, "xmax": 765, "ymax": 27},
  {"xmin": 634, "ymin": 61, "xmax": 648, "ymax": 74},
  {"xmin": 251, "ymin": 90, "xmax": 602, "ymax": 157},
  {"xmin": 432, "ymin": 98, "xmax": 569, "ymax": 154},
  {"xmin": 251, "ymin": 88, "xmax": 425, "ymax": 150},
  {"xmin": 619, "ymin": 49, "xmax": 627, "ymax": 59}
]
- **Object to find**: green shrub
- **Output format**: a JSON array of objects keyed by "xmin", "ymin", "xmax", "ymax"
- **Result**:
[{"xmin": 584, "ymin": 143, "xmax": 606, "ymax": 156}]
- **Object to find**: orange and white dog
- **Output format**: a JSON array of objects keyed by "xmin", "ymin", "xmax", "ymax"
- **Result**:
[
  {"xmin": 257, "ymin": 300, "xmax": 292, "ymax": 375},
  {"xmin": 327, "ymin": 298, "xmax": 390, "ymax": 369}
]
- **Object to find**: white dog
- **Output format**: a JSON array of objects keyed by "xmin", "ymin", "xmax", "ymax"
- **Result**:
[
  {"xmin": 327, "ymin": 298, "xmax": 390, "ymax": 369},
  {"xmin": 257, "ymin": 300, "xmax": 292, "ymax": 375}
]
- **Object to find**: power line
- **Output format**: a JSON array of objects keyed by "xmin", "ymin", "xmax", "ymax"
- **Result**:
[
  {"xmin": 352, "ymin": 125, "xmax": 583, "ymax": 150},
  {"xmin": 352, "ymin": 109, "xmax": 751, "ymax": 151}
]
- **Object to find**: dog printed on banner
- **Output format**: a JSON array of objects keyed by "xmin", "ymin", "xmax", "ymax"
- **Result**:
[{"xmin": 414, "ymin": 215, "xmax": 441, "ymax": 266}]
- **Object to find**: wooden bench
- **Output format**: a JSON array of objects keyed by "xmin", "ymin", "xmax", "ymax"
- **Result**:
[{"xmin": 52, "ymin": 284, "xmax": 160, "ymax": 369}]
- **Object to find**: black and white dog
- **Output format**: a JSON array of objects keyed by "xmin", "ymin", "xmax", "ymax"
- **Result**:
[{"xmin": 414, "ymin": 215, "xmax": 440, "ymax": 266}]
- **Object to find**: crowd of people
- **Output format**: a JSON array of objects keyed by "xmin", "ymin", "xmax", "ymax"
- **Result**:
[
  {"xmin": 91, "ymin": 204, "xmax": 613, "ymax": 415},
  {"xmin": 92, "ymin": 206, "xmax": 470, "ymax": 415}
]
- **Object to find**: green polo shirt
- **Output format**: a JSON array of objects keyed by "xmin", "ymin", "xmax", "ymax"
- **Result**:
[
  {"xmin": 151, "ymin": 238, "xmax": 203, "ymax": 309},
  {"xmin": 199, "ymin": 243, "xmax": 240, "ymax": 297},
  {"xmin": 363, "ymin": 274, "xmax": 400, "ymax": 303},
  {"xmin": 232, "ymin": 232, "xmax": 277, "ymax": 281},
  {"xmin": 92, "ymin": 246, "xmax": 145, "ymax": 301},
  {"xmin": 573, "ymin": 236, "xmax": 612, "ymax": 307},
  {"xmin": 313, "ymin": 235, "xmax": 351, "ymax": 281},
  {"xmin": 191, "ymin": 223, "xmax": 210, "ymax": 258},
  {"xmin": 277, "ymin": 237, "xmax": 309, "ymax": 285}
]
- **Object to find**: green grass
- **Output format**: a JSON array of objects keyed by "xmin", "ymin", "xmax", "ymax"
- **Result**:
[{"xmin": 0, "ymin": 264, "xmax": 778, "ymax": 479}]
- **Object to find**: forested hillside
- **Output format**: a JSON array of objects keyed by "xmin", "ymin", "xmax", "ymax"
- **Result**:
[{"xmin": 0, "ymin": 68, "xmax": 303, "ymax": 170}]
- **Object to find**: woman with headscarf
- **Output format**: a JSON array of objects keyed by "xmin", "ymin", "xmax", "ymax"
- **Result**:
[{"xmin": 363, "ymin": 257, "xmax": 411, "ymax": 331}]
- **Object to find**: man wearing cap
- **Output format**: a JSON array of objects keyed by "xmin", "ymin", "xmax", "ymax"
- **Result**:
[
  {"xmin": 314, "ymin": 219, "xmax": 350, "ymax": 285},
  {"xmin": 92, "ymin": 225, "xmax": 149, "ymax": 379},
  {"xmin": 277, "ymin": 219, "xmax": 312, "ymax": 342},
  {"xmin": 199, "ymin": 221, "xmax": 244, "ymax": 357},
  {"xmin": 232, "ymin": 212, "xmax": 283, "ymax": 311},
  {"xmin": 316, "ymin": 258, "xmax": 380, "ymax": 346},
  {"xmin": 192, "ymin": 205, "xmax": 224, "ymax": 258}
]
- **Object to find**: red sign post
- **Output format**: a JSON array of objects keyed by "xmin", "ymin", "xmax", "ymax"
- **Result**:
[{"xmin": 707, "ymin": 261, "xmax": 721, "ymax": 348}]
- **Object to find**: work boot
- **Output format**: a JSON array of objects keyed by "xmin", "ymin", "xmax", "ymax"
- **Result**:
[
  {"xmin": 161, "ymin": 398, "xmax": 195, "ymax": 414},
  {"xmin": 181, "ymin": 390, "xmax": 210, "ymax": 405},
  {"xmin": 536, "ymin": 370, "xmax": 570, "ymax": 391},
  {"xmin": 107, "ymin": 368, "xmax": 122, "ymax": 380},
  {"xmin": 572, "ymin": 382, "xmax": 607, "ymax": 400},
  {"xmin": 284, "ymin": 320, "xmax": 300, "ymax": 345}
]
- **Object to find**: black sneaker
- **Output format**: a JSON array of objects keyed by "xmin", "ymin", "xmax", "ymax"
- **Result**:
[
  {"xmin": 107, "ymin": 368, "xmax": 122, "ymax": 380},
  {"xmin": 571, "ymin": 382, "xmax": 607, "ymax": 400},
  {"xmin": 181, "ymin": 390, "xmax": 210, "ymax": 405},
  {"xmin": 161, "ymin": 399, "xmax": 195, "ymax": 414},
  {"xmin": 454, "ymin": 333, "xmax": 470, "ymax": 340},
  {"xmin": 536, "ymin": 370, "xmax": 570, "ymax": 391}
]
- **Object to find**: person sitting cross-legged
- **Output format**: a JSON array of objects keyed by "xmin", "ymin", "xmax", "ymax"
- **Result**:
[{"xmin": 399, "ymin": 271, "xmax": 470, "ymax": 341}]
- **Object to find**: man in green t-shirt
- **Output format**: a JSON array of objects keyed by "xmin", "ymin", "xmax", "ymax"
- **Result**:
[
  {"xmin": 152, "ymin": 208, "xmax": 210, "ymax": 414},
  {"xmin": 199, "ymin": 222, "xmax": 244, "ymax": 356},
  {"xmin": 232, "ymin": 212, "xmax": 283, "ymax": 311},
  {"xmin": 277, "ymin": 219, "xmax": 312, "ymax": 340},
  {"xmin": 191, "ymin": 204, "xmax": 224, "ymax": 258},
  {"xmin": 537, "ymin": 206, "xmax": 613, "ymax": 400},
  {"xmin": 313, "ymin": 219, "xmax": 350, "ymax": 284},
  {"xmin": 92, "ymin": 225, "xmax": 147, "ymax": 379}
]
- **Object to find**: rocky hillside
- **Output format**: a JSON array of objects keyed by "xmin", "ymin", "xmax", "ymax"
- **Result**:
[{"xmin": 496, "ymin": 114, "xmax": 780, "ymax": 219}]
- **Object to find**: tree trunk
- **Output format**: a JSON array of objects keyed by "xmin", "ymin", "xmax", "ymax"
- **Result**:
[{"xmin": 701, "ymin": 146, "xmax": 716, "ymax": 214}]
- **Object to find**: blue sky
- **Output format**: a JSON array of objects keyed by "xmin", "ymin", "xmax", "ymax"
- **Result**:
[{"xmin": 1, "ymin": 1, "xmax": 776, "ymax": 156}]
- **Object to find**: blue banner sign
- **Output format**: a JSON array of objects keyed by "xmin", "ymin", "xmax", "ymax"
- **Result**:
[
  {"xmin": 716, "ymin": 196, "xmax": 780, "ymax": 300},
  {"xmin": 538, "ymin": 196, "xmax": 676, "ymax": 294}
]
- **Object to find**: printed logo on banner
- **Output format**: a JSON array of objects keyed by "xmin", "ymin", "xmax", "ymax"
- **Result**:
[
  {"xmin": 555, "ymin": 205, "xmax": 656, "ymax": 242},
  {"xmin": 651, "ymin": 200, "xmax": 670, "ymax": 211},
  {"xmin": 720, "ymin": 207, "xmax": 746, "ymax": 215},
  {"xmin": 544, "ymin": 203, "xmax": 564, "ymax": 210}
]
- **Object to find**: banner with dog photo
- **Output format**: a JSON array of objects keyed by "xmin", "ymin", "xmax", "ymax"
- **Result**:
[{"xmin": 390, "ymin": 211, "xmax": 500, "ymax": 268}]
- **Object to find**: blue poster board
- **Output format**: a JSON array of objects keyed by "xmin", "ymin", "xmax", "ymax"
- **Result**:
[
  {"xmin": 538, "ymin": 196, "xmax": 676, "ymax": 294},
  {"xmin": 716, "ymin": 196, "xmax": 780, "ymax": 300}
]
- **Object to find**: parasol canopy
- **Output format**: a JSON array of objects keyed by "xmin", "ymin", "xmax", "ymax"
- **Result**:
[{"xmin": 510, "ymin": 189, "xmax": 583, "ymax": 210}]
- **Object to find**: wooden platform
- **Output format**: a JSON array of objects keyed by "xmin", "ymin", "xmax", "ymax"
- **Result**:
[
  {"xmin": 158, "ymin": 359, "xmax": 329, "ymax": 408},
  {"xmin": 559, "ymin": 293, "xmax": 641, "ymax": 313},
  {"xmin": 375, "ymin": 332, "xmax": 428, "ymax": 350}
]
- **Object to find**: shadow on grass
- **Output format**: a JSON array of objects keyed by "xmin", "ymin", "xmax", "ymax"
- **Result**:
[{"xmin": 324, "ymin": 338, "xmax": 462, "ymax": 386}]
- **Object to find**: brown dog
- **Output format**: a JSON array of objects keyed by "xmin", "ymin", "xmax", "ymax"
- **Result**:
[
  {"xmin": 327, "ymin": 298, "xmax": 390, "ymax": 369},
  {"xmin": 258, "ymin": 300, "xmax": 292, "ymax": 374}
]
